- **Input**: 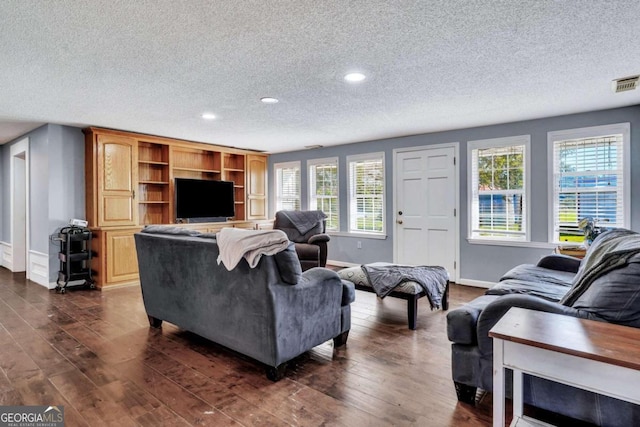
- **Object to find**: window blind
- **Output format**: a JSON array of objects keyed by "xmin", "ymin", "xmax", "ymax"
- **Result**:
[
  {"xmin": 552, "ymin": 135, "xmax": 625, "ymax": 242},
  {"xmin": 309, "ymin": 159, "xmax": 339, "ymax": 231},
  {"xmin": 275, "ymin": 163, "xmax": 300, "ymax": 211},
  {"xmin": 470, "ymin": 144, "xmax": 526, "ymax": 240},
  {"xmin": 348, "ymin": 155, "xmax": 384, "ymax": 233}
]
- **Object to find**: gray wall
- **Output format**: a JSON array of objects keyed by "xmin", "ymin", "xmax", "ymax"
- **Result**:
[
  {"xmin": 46, "ymin": 124, "xmax": 85, "ymax": 279},
  {"xmin": 0, "ymin": 124, "xmax": 85, "ymax": 282},
  {"xmin": 0, "ymin": 144, "xmax": 3, "ymax": 241},
  {"xmin": 269, "ymin": 106, "xmax": 640, "ymax": 283}
]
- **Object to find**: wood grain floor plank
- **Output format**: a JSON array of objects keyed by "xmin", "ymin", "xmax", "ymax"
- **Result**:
[{"xmin": 0, "ymin": 267, "xmax": 499, "ymax": 426}]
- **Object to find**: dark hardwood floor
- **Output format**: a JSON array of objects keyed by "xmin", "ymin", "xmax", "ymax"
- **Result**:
[{"xmin": 0, "ymin": 267, "xmax": 495, "ymax": 426}]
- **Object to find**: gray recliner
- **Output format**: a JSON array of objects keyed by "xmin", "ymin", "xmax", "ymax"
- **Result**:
[{"xmin": 273, "ymin": 210, "xmax": 330, "ymax": 271}]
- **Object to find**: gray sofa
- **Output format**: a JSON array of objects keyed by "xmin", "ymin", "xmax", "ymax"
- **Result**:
[
  {"xmin": 447, "ymin": 229, "xmax": 640, "ymax": 426},
  {"xmin": 134, "ymin": 226, "xmax": 355, "ymax": 380}
]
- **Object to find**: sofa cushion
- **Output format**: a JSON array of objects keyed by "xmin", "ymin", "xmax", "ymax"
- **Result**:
[
  {"xmin": 141, "ymin": 225, "xmax": 202, "ymax": 236},
  {"xmin": 294, "ymin": 243, "xmax": 320, "ymax": 260},
  {"xmin": 570, "ymin": 257, "xmax": 640, "ymax": 327},
  {"xmin": 487, "ymin": 278, "xmax": 571, "ymax": 302},
  {"xmin": 500, "ymin": 264, "xmax": 575, "ymax": 287},
  {"xmin": 446, "ymin": 295, "xmax": 500, "ymax": 344},
  {"xmin": 274, "ymin": 242, "xmax": 303, "ymax": 285}
]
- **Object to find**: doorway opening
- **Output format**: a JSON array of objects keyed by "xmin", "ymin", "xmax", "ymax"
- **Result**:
[{"xmin": 10, "ymin": 138, "xmax": 29, "ymax": 275}]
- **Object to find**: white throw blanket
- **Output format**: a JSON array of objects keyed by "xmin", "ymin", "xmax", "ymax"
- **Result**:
[{"xmin": 216, "ymin": 228, "xmax": 289, "ymax": 270}]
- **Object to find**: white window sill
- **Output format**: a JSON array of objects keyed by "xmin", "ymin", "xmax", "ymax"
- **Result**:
[
  {"xmin": 467, "ymin": 238, "xmax": 555, "ymax": 249},
  {"xmin": 328, "ymin": 231, "xmax": 387, "ymax": 240}
]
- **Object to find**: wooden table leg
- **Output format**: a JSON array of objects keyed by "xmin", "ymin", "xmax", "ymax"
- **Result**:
[{"xmin": 493, "ymin": 338, "xmax": 505, "ymax": 427}]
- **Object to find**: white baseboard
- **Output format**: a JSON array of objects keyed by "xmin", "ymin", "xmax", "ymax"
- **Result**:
[
  {"xmin": 28, "ymin": 250, "xmax": 52, "ymax": 289},
  {"xmin": 456, "ymin": 278, "xmax": 496, "ymax": 289},
  {"xmin": 326, "ymin": 259, "xmax": 360, "ymax": 268},
  {"xmin": 1, "ymin": 242, "xmax": 12, "ymax": 271}
]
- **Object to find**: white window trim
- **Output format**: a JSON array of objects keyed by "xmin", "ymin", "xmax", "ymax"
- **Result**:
[
  {"xmin": 467, "ymin": 134, "xmax": 531, "ymax": 243},
  {"xmin": 347, "ymin": 152, "xmax": 386, "ymax": 236},
  {"xmin": 273, "ymin": 160, "xmax": 301, "ymax": 212},
  {"xmin": 547, "ymin": 123, "xmax": 630, "ymax": 244},
  {"xmin": 308, "ymin": 157, "xmax": 339, "ymax": 231}
]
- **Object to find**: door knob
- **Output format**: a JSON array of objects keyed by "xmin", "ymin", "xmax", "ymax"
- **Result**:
[
  {"xmin": 397, "ymin": 220, "xmax": 403, "ymax": 224},
  {"xmin": 398, "ymin": 211, "xmax": 403, "ymax": 215}
]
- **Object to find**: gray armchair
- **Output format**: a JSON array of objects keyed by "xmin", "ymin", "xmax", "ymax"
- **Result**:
[{"xmin": 274, "ymin": 210, "xmax": 330, "ymax": 271}]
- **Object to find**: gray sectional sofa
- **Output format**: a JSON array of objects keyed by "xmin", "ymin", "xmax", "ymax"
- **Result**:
[
  {"xmin": 134, "ymin": 226, "xmax": 355, "ymax": 380},
  {"xmin": 447, "ymin": 228, "xmax": 640, "ymax": 426}
]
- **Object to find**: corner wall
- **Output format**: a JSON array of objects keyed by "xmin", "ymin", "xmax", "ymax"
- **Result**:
[{"xmin": 0, "ymin": 124, "xmax": 85, "ymax": 285}]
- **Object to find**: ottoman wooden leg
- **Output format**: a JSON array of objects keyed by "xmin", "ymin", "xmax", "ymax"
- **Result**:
[
  {"xmin": 407, "ymin": 295, "xmax": 418, "ymax": 330},
  {"xmin": 442, "ymin": 281, "xmax": 450, "ymax": 311}
]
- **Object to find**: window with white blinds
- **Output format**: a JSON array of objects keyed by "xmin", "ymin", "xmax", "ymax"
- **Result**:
[
  {"xmin": 274, "ymin": 161, "xmax": 301, "ymax": 211},
  {"xmin": 468, "ymin": 135, "xmax": 530, "ymax": 241},
  {"xmin": 308, "ymin": 158, "xmax": 339, "ymax": 231},
  {"xmin": 347, "ymin": 153, "xmax": 385, "ymax": 234},
  {"xmin": 549, "ymin": 123, "xmax": 630, "ymax": 243}
]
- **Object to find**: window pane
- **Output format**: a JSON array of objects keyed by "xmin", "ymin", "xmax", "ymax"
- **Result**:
[
  {"xmin": 470, "ymin": 140, "xmax": 527, "ymax": 240},
  {"xmin": 348, "ymin": 155, "xmax": 384, "ymax": 233},
  {"xmin": 275, "ymin": 163, "xmax": 300, "ymax": 211},
  {"xmin": 553, "ymin": 131, "xmax": 626, "ymax": 243},
  {"xmin": 309, "ymin": 160, "xmax": 339, "ymax": 231}
]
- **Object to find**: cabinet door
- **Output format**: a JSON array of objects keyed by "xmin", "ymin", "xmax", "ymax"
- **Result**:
[
  {"xmin": 97, "ymin": 135, "xmax": 138, "ymax": 226},
  {"xmin": 105, "ymin": 229, "xmax": 139, "ymax": 284},
  {"xmin": 246, "ymin": 154, "xmax": 267, "ymax": 219}
]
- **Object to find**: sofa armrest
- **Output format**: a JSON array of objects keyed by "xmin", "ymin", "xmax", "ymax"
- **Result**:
[
  {"xmin": 308, "ymin": 233, "xmax": 330, "ymax": 244},
  {"xmin": 536, "ymin": 254, "xmax": 581, "ymax": 273},
  {"xmin": 476, "ymin": 294, "xmax": 586, "ymax": 356},
  {"xmin": 270, "ymin": 267, "xmax": 344, "ymax": 364}
]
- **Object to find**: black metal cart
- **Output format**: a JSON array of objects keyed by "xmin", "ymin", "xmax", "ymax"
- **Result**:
[{"xmin": 56, "ymin": 226, "xmax": 95, "ymax": 293}]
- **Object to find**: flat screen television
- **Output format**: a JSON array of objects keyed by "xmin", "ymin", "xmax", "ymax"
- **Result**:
[{"xmin": 175, "ymin": 178, "xmax": 235, "ymax": 220}]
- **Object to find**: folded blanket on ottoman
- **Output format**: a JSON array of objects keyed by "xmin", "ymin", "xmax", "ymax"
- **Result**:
[{"xmin": 362, "ymin": 264, "xmax": 449, "ymax": 309}]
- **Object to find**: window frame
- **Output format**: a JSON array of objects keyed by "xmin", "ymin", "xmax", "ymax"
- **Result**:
[
  {"xmin": 467, "ymin": 135, "xmax": 531, "ymax": 242},
  {"xmin": 347, "ymin": 152, "xmax": 386, "ymax": 236},
  {"xmin": 308, "ymin": 157, "xmax": 339, "ymax": 232},
  {"xmin": 547, "ymin": 123, "xmax": 630, "ymax": 244},
  {"xmin": 273, "ymin": 161, "xmax": 301, "ymax": 212}
]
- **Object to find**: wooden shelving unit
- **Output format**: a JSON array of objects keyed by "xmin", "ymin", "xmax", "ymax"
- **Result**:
[
  {"xmin": 84, "ymin": 127, "xmax": 269, "ymax": 289},
  {"xmin": 138, "ymin": 142, "xmax": 170, "ymax": 225},
  {"xmin": 223, "ymin": 153, "xmax": 246, "ymax": 220}
]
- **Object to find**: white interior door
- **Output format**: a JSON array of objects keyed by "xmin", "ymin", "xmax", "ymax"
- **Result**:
[{"xmin": 395, "ymin": 145, "xmax": 457, "ymax": 277}]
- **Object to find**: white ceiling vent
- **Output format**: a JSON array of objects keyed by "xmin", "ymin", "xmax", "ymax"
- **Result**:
[{"xmin": 611, "ymin": 75, "xmax": 639, "ymax": 93}]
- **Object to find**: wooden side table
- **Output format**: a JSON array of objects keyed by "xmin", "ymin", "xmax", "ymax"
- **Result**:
[{"xmin": 489, "ymin": 307, "xmax": 640, "ymax": 427}]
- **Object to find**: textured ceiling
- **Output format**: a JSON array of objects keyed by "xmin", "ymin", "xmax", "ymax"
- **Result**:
[{"xmin": 1, "ymin": 1, "xmax": 639, "ymax": 153}]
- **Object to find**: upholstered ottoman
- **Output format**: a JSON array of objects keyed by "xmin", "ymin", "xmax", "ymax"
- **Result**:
[{"xmin": 337, "ymin": 262, "xmax": 449, "ymax": 329}]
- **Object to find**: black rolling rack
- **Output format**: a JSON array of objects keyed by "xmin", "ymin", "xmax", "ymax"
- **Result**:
[{"xmin": 55, "ymin": 226, "xmax": 95, "ymax": 293}]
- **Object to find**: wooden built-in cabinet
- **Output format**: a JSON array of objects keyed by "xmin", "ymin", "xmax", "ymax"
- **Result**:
[
  {"xmin": 84, "ymin": 127, "xmax": 270, "ymax": 289},
  {"xmin": 246, "ymin": 154, "xmax": 267, "ymax": 219},
  {"xmin": 85, "ymin": 134, "xmax": 138, "ymax": 227}
]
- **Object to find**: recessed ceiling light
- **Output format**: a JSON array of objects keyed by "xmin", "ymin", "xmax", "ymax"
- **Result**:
[
  {"xmin": 201, "ymin": 113, "xmax": 217, "ymax": 120},
  {"xmin": 261, "ymin": 97, "xmax": 279, "ymax": 104},
  {"xmin": 344, "ymin": 72, "xmax": 366, "ymax": 83}
]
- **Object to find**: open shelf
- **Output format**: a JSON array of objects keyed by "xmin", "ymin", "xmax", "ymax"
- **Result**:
[
  {"xmin": 139, "ymin": 160, "xmax": 169, "ymax": 166},
  {"xmin": 139, "ymin": 180, "xmax": 169, "ymax": 185},
  {"xmin": 173, "ymin": 167, "xmax": 221, "ymax": 173}
]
